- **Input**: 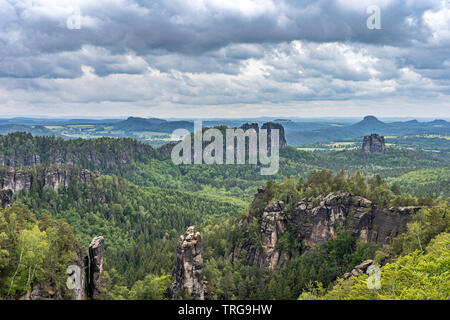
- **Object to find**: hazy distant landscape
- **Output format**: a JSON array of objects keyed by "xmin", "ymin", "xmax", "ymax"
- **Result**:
[{"xmin": 1, "ymin": 116, "xmax": 449, "ymax": 153}]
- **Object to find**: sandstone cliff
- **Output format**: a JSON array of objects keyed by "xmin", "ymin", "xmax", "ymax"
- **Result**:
[
  {"xmin": 362, "ymin": 133, "xmax": 386, "ymax": 152},
  {"xmin": 0, "ymin": 165, "xmax": 99, "ymax": 207},
  {"xmin": 170, "ymin": 226, "xmax": 205, "ymax": 300},
  {"xmin": 231, "ymin": 188, "xmax": 420, "ymax": 269},
  {"xmin": 0, "ymin": 154, "xmax": 40, "ymax": 168},
  {"xmin": 88, "ymin": 236, "xmax": 105, "ymax": 299},
  {"xmin": 261, "ymin": 122, "xmax": 288, "ymax": 150},
  {"xmin": 0, "ymin": 132, "xmax": 155, "ymax": 170},
  {"xmin": 19, "ymin": 236, "xmax": 104, "ymax": 300},
  {"xmin": 158, "ymin": 122, "xmax": 288, "ymax": 161},
  {"xmin": 0, "ymin": 189, "xmax": 12, "ymax": 208}
]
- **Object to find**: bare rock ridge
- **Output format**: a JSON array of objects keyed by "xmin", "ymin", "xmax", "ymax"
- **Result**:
[
  {"xmin": 231, "ymin": 188, "xmax": 420, "ymax": 270},
  {"xmin": 0, "ymin": 166, "xmax": 99, "ymax": 208},
  {"xmin": 0, "ymin": 189, "xmax": 12, "ymax": 208},
  {"xmin": 0, "ymin": 132, "xmax": 154, "ymax": 170},
  {"xmin": 158, "ymin": 122, "xmax": 288, "ymax": 159},
  {"xmin": 362, "ymin": 133, "xmax": 386, "ymax": 152},
  {"xmin": 20, "ymin": 236, "xmax": 104, "ymax": 300},
  {"xmin": 239, "ymin": 122, "xmax": 288, "ymax": 149},
  {"xmin": 170, "ymin": 226, "xmax": 205, "ymax": 300},
  {"xmin": 257, "ymin": 200, "xmax": 289, "ymax": 269},
  {"xmin": 88, "ymin": 236, "xmax": 105, "ymax": 299},
  {"xmin": 0, "ymin": 154, "xmax": 41, "ymax": 168},
  {"xmin": 343, "ymin": 259, "xmax": 375, "ymax": 279},
  {"xmin": 261, "ymin": 122, "xmax": 288, "ymax": 150}
]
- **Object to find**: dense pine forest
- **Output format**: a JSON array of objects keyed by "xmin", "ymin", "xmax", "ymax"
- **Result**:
[{"xmin": 0, "ymin": 132, "xmax": 449, "ymax": 300}]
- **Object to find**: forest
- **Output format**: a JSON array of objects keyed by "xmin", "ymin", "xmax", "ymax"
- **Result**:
[{"xmin": 0, "ymin": 131, "xmax": 449, "ymax": 300}]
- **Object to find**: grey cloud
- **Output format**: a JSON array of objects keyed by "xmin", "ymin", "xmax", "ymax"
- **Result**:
[{"xmin": 0, "ymin": 0, "xmax": 449, "ymax": 118}]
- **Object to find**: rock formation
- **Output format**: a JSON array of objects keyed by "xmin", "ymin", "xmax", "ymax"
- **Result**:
[
  {"xmin": 362, "ymin": 134, "xmax": 386, "ymax": 152},
  {"xmin": 231, "ymin": 189, "xmax": 420, "ymax": 269},
  {"xmin": 240, "ymin": 122, "xmax": 259, "ymax": 132},
  {"xmin": 19, "ymin": 280, "xmax": 63, "ymax": 300},
  {"xmin": 158, "ymin": 142, "xmax": 177, "ymax": 159},
  {"xmin": 290, "ymin": 192, "xmax": 418, "ymax": 247},
  {"xmin": 343, "ymin": 259, "xmax": 375, "ymax": 279},
  {"xmin": 232, "ymin": 200, "xmax": 289, "ymax": 269},
  {"xmin": 20, "ymin": 236, "xmax": 103, "ymax": 300},
  {"xmin": 261, "ymin": 122, "xmax": 288, "ymax": 150},
  {"xmin": 0, "ymin": 154, "xmax": 40, "ymax": 168},
  {"xmin": 0, "ymin": 132, "xmax": 154, "ymax": 170},
  {"xmin": 259, "ymin": 201, "xmax": 288, "ymax": 268},
  {"xmin": 0, "ymin": 166, "xmax": 98, "ymax": 195},
  {"xmin": 171, "ymin": 226, "xmax": 205, "ymax": 300},
  {"xmin": 158, "ymin": 122, "xmax": 287, "ymax": 161},
  {"xmin": 88, "ymin": 236, "xmax": 105, "ymax": 299},
  {"xmin": 238, "ymin": 122, "xmax": 288, "ymax": 150},
  {"xmin": 0, "ymin": 189, "xmax": 12, "ymax": 208}
]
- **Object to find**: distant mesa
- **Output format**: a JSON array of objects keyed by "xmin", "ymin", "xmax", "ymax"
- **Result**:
[
  {"xmin": 362, "ymin": 133, "xmax": 386, "ymax": 153},
  {"xmin": 113, "ymin": 116, "xmax": 193, "ymax": 133},
  {"xmin": 352, "ymin": 115, "xmax": 386, "ymax": 130}
]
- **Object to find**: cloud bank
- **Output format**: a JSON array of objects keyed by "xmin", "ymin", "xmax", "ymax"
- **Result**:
[{"xmin": 0, "ymin": 0, "xmax": 449, "ymax": 118}]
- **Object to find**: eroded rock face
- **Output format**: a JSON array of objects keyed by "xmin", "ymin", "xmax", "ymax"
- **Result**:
[
  {"xmin": 292, "ymin": 192, "xmax": 418, "ymax": 247},
  {"xmin": 0, "ymin": 166, "xmax": 98, "ymax": 195},
  {"xmin": 240, "ymin": 123, "xmax": 259, "ymax": 132},
  {"xmin": 261, "ymin": 122, "xmax": 288, "ymax": 150},
  {"xmin": 70, "ymin": 253, "xmax": 89, "ymax": 300},
  {"xmin": 238, "ymin": 122, "xmax": 288, "ymax": 150},
  {"xmin": 20, "ymin": 239, "xmax": 95, "ymax": 300},
  {"xmin": 158, "ymin": 142, "xmax": 177, "ymax": 159},
  {"xmin": 172, "ymin": 226, "xmax": 204, "ymax": 300},
  {"xmin": 88, "ymin": 236, "xmax": 105, "ymax": 299},
  {"xmin": 0, "ymin": 189, "xmax": 12, "ymax": 208},
  {"xmin": 233, "ymin": 189, "xmax": 420, "ymax": 270},
  {"xmin": 362, "ymin": 134, "xmax": 386, "ymax": 152},
  {"xmin": 255, "ymin": 201, "xmax": 288, "ymax": 269},
  {"xmin": 19, "ymin": 280, "xmax": 63, "ymax": 300},
  {"xmin": 0, "ymin": 154, "xmax": 40, "ymax": 168}
]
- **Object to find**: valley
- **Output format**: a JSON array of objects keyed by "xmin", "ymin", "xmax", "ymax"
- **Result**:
[{"xmin": 0, "ymin": 116, "xmax": 448, "ymax": 300}]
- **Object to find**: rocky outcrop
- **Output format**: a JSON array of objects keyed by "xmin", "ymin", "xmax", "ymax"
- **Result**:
[
  {"xmin": 232, "ymin": 200, "xmax": 289, "ymax": 269},
  {"xmin": 171, "ymin": 226, "xmax": 205, "ymax": 300},
  {"xmin": 0, "ymin": 154, "xmax": 40, "ymax": 168},
  {"xmin": 0, "ymin": 189, "xmax": 12, "ymax": 208},
  {"xmin": 362, "ymin": 134, "xmax": 386, "ymax": 152},
  {"xmin": 238, "ymin": 122, "xmax": 288, "ymax": 150},
  {"xmin": 290, "ymin": 192, "xmax": 418, "ymax": 248},
  {"xmin": 0, "ymin": 166, "xmax": 99, "ymax": 195},
  {"xmin": 0, "ymin": 168, "xmax": 32, "ymax": 193},
  {"xmin": 261, "ymin": 122, "xmax": 288, "ymax": 150},
  {"xmin": 343, "ymin": 260, "xmax": 375, "ymax": 279},
  {"xmin": 232, "ymin": 189, "xmax": 420, "ymax": 270},
  {"xmin": 20, "ymin": 237, "xmax": 102, "ymax": 300},
  {"xmin": 158, "ymin": 142, "xmax": 177, "ymax": 159},
  {"xmin": 0, "ymin": 132, "xmax": 155, "ymax": 170},
  {"xmin": 19, "ymin": 280, "xmax": 63, "ymax": 300},
  {"xmin": 240, "ymin": 123, "xmax": 259, "ymax": 132},
  {"xmin": 88, "ymin": 236, "xmax": 105, "ymax": 300},
  {"xmin": 68, "ymin": 252, "xmax": 89, "ymax": 300}
]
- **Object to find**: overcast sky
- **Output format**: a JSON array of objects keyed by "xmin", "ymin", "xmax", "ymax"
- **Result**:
[{"xmin": 0, "ymin": 0, "xmax": 449, "ymax": 118}]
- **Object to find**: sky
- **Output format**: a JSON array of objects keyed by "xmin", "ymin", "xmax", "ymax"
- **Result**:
[{"xmin": 0, "ymin": 0, "xmax": 449, "ymax": 119}]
